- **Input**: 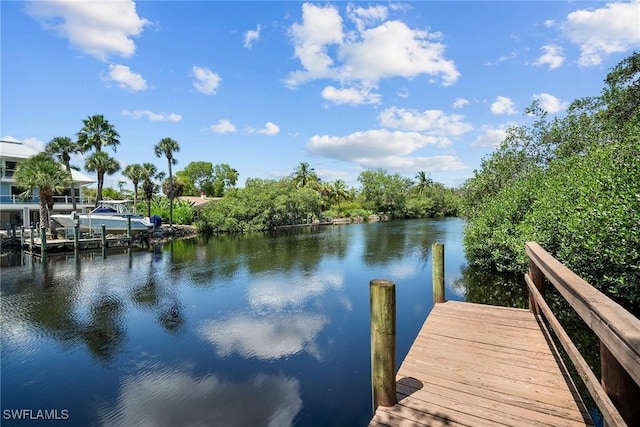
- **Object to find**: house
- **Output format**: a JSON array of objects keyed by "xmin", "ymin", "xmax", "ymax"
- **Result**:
[
  {"xmin": 0, "ymin": 136, "xmax": 95, "ymax": 230},
  {"xmin": 177, "ymin": 195, "xmax": 222, "ymax": 219}
]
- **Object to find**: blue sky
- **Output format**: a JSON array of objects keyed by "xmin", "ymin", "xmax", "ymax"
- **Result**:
[{"xmin": 2, "ymin": 1, "xmax": 639, "ymax": 190}]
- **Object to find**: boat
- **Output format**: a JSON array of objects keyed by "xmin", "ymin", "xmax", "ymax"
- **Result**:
[{"xmin": 51, "ymin": 200, "xmax": 154, "ymax": 234}]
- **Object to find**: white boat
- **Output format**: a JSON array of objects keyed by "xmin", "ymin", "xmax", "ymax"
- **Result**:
[{"xmin": 51, "ymin": 200, "xmax": 154, "ymax": 234}]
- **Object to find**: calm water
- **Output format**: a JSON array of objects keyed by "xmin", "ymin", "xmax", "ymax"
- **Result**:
[{"xmin": 1, "ymin": 218, "xmax": 469, "ymax": 426}]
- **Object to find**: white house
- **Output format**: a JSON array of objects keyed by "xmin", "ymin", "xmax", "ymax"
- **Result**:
[{"xmin": 0, "ymin": 136, "xmax": 95, "ymax": 230}]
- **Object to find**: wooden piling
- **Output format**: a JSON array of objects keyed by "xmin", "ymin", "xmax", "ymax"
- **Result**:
[
  {"xmin": 370, "ymin": 279, "xmax": 397, "ymax": 411},
  {"xmin": 40, "ymin": 227, "xmax": 47, "ymax": 256},
  {"xmin": 432, "ymin": 242, "xmax": 445, "ymax": 303},
  {"xmin": 74, "ymin": 224, "xmax": 80, "ymax": 253},
  {"xmin": 30, "ymin": 227, "xmax": 34, "ymax": 252},
  {"xmin": 11, "ymin": 224, "xmax": 16, "ymax": 244},
  {"xmin": 101, "ymin": 224, "xmax": 107, "ymax": 258},
  {"xmin": 20, "ymin": 226, "xmax": 25, "ymax": 246},
  {"xmin": 127, "ymin": 216, "xmax": 132, "ymax": 246}
]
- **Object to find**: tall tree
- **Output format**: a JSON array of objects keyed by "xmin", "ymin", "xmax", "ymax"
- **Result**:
[
  {"xmin": 414, "ymin": 171, "xmax": 433, "ymax": 196},
  {"xmin": 123, "ymin": 164, "xmax": 145, "ymax": 214},
  {"xmin": 77, "ymin": 115, "xmax": 120, "ymax": 205},
  {"xmin": 45, "ymin": 136, "xmax": 81, "ymax": 210},
  {"xmin": 212, "ymin": 163, "xmax": 239, "ymax": 196},
  {"xmin": 141, "ymin": 163, "xmax": 159, "ymax": 218},
  {"xmin": 292, "ymin": 162, "xmax": 319, "ymax": 188},
  {"xmin": 77, "ymin": 114, "xmax": 120, "ymax": 153},
  {"xmin": 14, "ymin": 153, "xmax": 71, "ymax": 232},
  {"xmin": 85, "ymin": 152, "xmax": 121, "ymax": 206},
  {"xmin": 154, "ymin": 137, "xmax": 180, "ymax": 226},
  {"xmin": 332, "ymin": 179, "xmax": 349, "ymax": 209}
]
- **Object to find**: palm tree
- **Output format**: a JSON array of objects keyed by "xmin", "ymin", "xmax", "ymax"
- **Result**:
[
  {"xmin": 154, "ymin": 138, "xmax": 180, "ymax": 227},
  {"xmin": 77, "ymin": 114, "xmax": 120, "ymax": 153},
  {"xmin": 45, "ymin": 136, "xmax": 81, "ymax": 210},
  {"xmin": 414, "ymin": 171, "xmax": 434, "ymax": 196},
  {"xmin": 77, "ymin": 114, "xmax": 120, "ymax": 205},
  {"xmin": 85, "ymin": 152, "xmax": 121, "ymax": 207},
  {"xmin": 14, "ymin": 153, "xmax": 71, "ymax": 232},
  {"xmin": 141, "ymin": 163, "xmax": 159, "ymax": 218},
  {"xmin": 332, "ymin": 179, "xmax": 349, "ymax": 209},
  {"xmin": 292, "ymin": 162, "xmax": 319, "ymax": 188},
  {"xmin": 123, "ymin": 164, "xmax": 145, "ymax": 214}
]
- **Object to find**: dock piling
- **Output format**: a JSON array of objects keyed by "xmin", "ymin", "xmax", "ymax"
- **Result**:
[
  {"xmin": 40, "ymin": 227, "xmax": 47, "ymax": 256},
  {"xmin": 20, "ymin": 226, "xmax": 25, "ymax": 246},
  {"xmin": 30, "ymin": 227, "xmax": 34, "ymax": 252},
  {"xmin": 432, "ymin": 242, "xmax": 445, "ymax": 303},
  {"xmin": 370, "ymin": 279, "xmax": 397, "ymax": 411},
  {"xmin": 101, "ymin": 224, "xmax": 107, "ymax": 258}
]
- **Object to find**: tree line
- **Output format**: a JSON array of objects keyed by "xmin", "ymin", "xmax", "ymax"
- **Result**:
[
  {"xmin": 15, "ymin": 121, "xmax": 460, "ymax": 234},
  {"xmin": 459, "ymin": 53, "xmax": 639, "ymax": 314},
  {"xmin": 196, "ymin": 163, "xmax": 460, "ymax": 233}
]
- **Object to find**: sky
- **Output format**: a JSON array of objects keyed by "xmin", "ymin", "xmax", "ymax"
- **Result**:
[{"xmin": 2, "ymin": 1, "xmax": 639, "ymax": 190}]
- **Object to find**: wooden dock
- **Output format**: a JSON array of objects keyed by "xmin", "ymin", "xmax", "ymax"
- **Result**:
[
  {"xmin": 370, "ymin": 301, "xmax": 593, "ymax": 426},
  {"xmin": 369, "ymin": 242, "xmax": 640, "ymax": 427}
]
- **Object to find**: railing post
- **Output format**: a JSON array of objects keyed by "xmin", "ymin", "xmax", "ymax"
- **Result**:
[
  {"xmin": 600, "ymin": 342, "xmax": 640, "ymax": 426},
  {"xmin": 527, "ymin": 255, "xmax": 544, "ymax": 315},
  {"xmin": 432, "ymin": 242, "xmax": 445, "ymax": 303},
  {"xmin": 370, "ymin": 279, "xmax": 397, "ymax": 411}
]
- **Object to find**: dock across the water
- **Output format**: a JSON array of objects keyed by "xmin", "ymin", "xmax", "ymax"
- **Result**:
[{"xmin": 369, "ymin": 242, "xmax": 640, "ymax": 427}]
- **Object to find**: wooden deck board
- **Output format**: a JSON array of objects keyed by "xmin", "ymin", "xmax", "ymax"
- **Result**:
[{"xmin": 370, "ymin": 301, "xmax": 594, "ymax": 427}]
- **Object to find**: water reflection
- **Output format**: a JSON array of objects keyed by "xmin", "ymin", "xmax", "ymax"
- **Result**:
[
  {"xmin": 1, "ymin": 219, "xmax": 467, "ymax": 427},
  {"xmin": 101, "ymin": 369, "xmax": 302, "ymax": 427},
  {"xmin": 199, "ymin": 314, "xmax": 327, "ymax": 360},
  {"xmin": 247, "ymin": 272, "xmax": 343, "ymax": 310}
]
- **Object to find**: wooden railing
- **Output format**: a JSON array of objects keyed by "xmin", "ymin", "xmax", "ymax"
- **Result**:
[{"xmin": 525, "ymin": 242, "xmax": 640, "ymax": 427}]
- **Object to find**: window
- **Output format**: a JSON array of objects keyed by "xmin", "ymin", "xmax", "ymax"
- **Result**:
[{"xmin": 4, "ymin": 161, "xmax": 18, "ymax": 178}]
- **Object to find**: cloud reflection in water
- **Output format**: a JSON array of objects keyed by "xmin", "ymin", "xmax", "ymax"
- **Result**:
[
  {"xmin": 199, "ymin": 314, "xmax": 326, "ymax": 360},
  {"xmin": 101, "ymin": 369, "xmax": 302, "ymax": 427}
]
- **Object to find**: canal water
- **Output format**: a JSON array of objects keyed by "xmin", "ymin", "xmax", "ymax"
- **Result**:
[{"xmin": 2, "ymin": 218, "xmax": 471, "ymax": 426}]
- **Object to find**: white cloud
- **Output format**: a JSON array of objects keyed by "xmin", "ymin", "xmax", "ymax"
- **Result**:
[
  {"xmin": 101, "ymin": 370, "xmax": 301, "ymax": 427},
  {"xmin": 321, "ymin": 86, "xmax": 381, "ymax": 105},
  {"xmin": 25, "ymin": 0, "xmax": 149, "ymax": 61},
  {"xmin": 199, "ymin": 314, "xmax": 327, "ymax": 360},
  {"xmin": 472, "ymin": 126, "xmax": 508, "ymax": 148},
  {"xmin": 22, "ymin": 137, "xmax": 45, "ymax": 152},
  {"xmin": 257, "ymin": 122, "xmax": 280, "ymax": 136},
  {"xmin": 562, "ymin": 0, "xmax": 640, "ymax": 66},
  {"xmin": 346, "ymin": 4, "xmax": 388, "ymax": 31},
  {"xmin": 287, "ymin": 3, "xmax": 343, "ymax": 85},
  {"xmin": 490, "ymin": 96, "xmax": 517, "ymax": 115},
  {"xmin": 244, "ymin": 25, "xmax": 261, "ymax": 49},
  {"xmin": 358, "ymin": 155, "xmax": 467, "ymax": 173},
  {"xmin": 210, "ymin": 119, "xmax": 237, "ymax": 134},
  {"xmin": 379, "ymin": 107, "xmax": 472, "ymax": 136},
  {"xmin": 533, "ymin": 93, "xmax": 569, "ymax": 114},
  {"xmin": 192, "ymin": 66, "xmax": 221, "ymax": 95},
  {"xmin": 104, "ymin": 64, "xmax": 147, "ymax": 92},
  {"xmin": 308, "ymin": 129, "xmax": 444, "ymax": 161},
  {"xmin": 533, "ymin": 45, "xmax": 565, "ymax": 70},
  {"xmin": 286, "ymin": 3, "xmax": 459, "ymax": 92},
  {"xmin": 121, "ymin": 110, "xmax": 181, "ymax": 122},
  {"xmin": 453, "ymin": 98, "xmax": 469, "ymax": 109}
]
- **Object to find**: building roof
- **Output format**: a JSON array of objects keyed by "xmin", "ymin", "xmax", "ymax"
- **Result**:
[
  {"xmin": 0, "ymin": 135, "xmax": 39, "ymax": 159},
  {"xmin": 178, "ymin": 196, "xmax": 222, "ymax": 207}
]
